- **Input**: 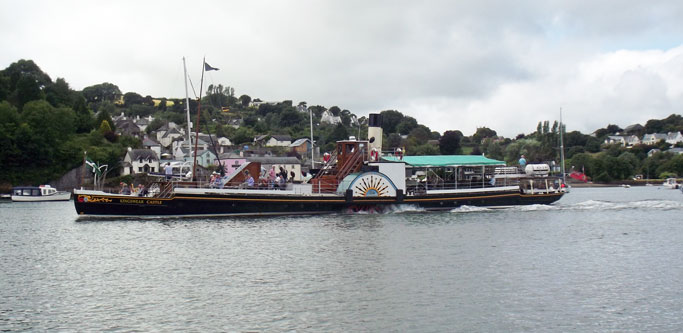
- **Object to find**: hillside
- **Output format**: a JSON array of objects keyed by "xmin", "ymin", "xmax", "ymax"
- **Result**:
[{"xmin": 1, "ymin": 58, "xmax": 682, "ymax": 188}]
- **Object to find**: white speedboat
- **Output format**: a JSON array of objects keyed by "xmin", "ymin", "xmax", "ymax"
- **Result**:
[
  {"xmin": 11, "ymin": 185, "xmax": 71, "ymax": 202},
  {"xmin": 662, "ymin": 178, "xmax": 680, "ymax": 189}
]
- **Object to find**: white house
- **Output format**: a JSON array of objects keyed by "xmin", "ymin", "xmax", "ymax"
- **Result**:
[
  {"xmin": 158, "ymin": 127, "xmax": 184, "ymax": 148},
  {"xmin": 216, "ymin": 137, "xmax": 233, "ymax": 154},
  {"xmin": 254, "ymin": 134, "xmax": 292, "ymax": 147},
  {"xmin": 142, "ymin": 137, "xmax": 162, "ymax": 158},
  {"xmin": 173, "ymin": 147, "xmax": 191, "ymax": 161},
  {"xmin": 624, "ymin": 135, "xmax": 640, "ymax": 146},
  {"xmin": 643, "ymin": 133, "xmax": 668, "ymax": 145},
  {"xmin": 320, "ymin": 110, "xmax": 342, "ymax": 125},
  {"xmin": 122, "ymin": 149, "xmax": 160, "ymax": 175},
  {"xmin": 265, "ymin": 135, "xmax": 292, "ymax": 147},
  {"xmin": 605, "ymin": 136, "xmax": 626, "ymax": 146},
  {"xmin": 135, "ymin": 115, "xmax": 154, "ymax": 132},
  {"xmin": 666, "ymin": 132, "xmax": 683, "ymax": 145},
  {"xmin": 172, "ymin": 137, "xmax": 209, "ymax": 153}
]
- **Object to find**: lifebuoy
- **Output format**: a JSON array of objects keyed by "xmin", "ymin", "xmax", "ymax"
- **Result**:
[{"xmin": 370, "ymin": 149, "xmax": 379, "ymax": 161}]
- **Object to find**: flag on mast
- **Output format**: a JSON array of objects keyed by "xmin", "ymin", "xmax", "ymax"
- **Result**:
[{"xmin": 204, "ymin": 62, "xmax": 219, "ymax": 71}]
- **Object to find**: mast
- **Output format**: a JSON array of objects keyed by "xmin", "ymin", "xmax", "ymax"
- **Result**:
[
  {"xmin": 309, "ymin": 107, "xmax": 314, "ymax": 170},
  {"xmin": 560, "ymin": 108, "xmax": 566, "ymax": 185},
  {"xmin": 183, "ymin": 57, "xmax": 192, "ymax": 154},
  {"xmin": 191, "ymin": 58, "xmax": 207, "ymax": 181}
]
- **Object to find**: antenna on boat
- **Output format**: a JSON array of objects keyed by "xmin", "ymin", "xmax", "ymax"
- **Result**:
[{"xmin": 560, "ymin": 107, "xmax": 566, "ymax": 186}]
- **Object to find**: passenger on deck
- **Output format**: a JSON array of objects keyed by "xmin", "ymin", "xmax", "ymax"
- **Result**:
[
  {"xmin": 164, "ymin": 163, "xmax": 173, "ymax": 180},
  {"xmin": 138, "ymin": 184, "xmax": 148, "ymax": 197},
  {"xmin": 370, "ymin": 148, "xmax": 379, "ymax": 161},
  {"xmin": 244, "ymin": 171, "xmax": 254, "ymax": 188},
  {"xmin": 120, "ymin": 182, "xmax": 131, "ymax": 195}
]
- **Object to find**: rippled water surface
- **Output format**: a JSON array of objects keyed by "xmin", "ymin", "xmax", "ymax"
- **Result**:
[{"xmin": 1, "ymin": 187, "xmax": 683, "ymax": 331}]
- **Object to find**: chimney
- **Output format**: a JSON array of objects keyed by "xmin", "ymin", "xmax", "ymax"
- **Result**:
[{"xmin": 368, "ymin": 113, "xmax": 383, "ymax": 154}]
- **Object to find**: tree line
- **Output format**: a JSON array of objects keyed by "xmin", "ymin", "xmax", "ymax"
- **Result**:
[{"xmin": 1, "ymin": 58, "xmax": 682, "ymax": 188}]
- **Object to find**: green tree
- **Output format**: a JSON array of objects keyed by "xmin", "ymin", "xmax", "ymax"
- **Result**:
[
  {"xmin": 239, "ymin": 94, "xmax": 252, "ymax": 107},
  {"xmin": 380, "ymin": 110, "xmax": 403, "ymax": 134},
  {"xmin": 0, "ymin": 102, "xmax": 21, "ymax": 177},
  {"xmin": 232, "ymin": 127, "xmax": 255, "ymax": 145},
  {"xmin": 385, "ymin": 133, "xmax": 403, "ymax": 150},
  {"xmin": 2, "ymin": 59, "xmax": 52, "ymax": 109},
  {"xmin": 585, "ymin": 136, "xmax": 601, "ymax": 153},
  {"xmin": 157, "ymin": 98, "xmax": 167, "ymax": 111},
  {"xmin": 95, "ymin": 105, "xmax": 116, "ymax": 132},
  {"xmin": 396, "ymin": 117, "xmax": 418, "ymax": 135},
  {"xmin": 329, "ymin": 106, "xmax": 341, "ymax": 117},
  {"xmin": 617, "ymin": 152, "xmax": 639, "ymax": 177},
  {"xmin": 483, "ymin": 139, "xmax": 505, "ymax": 160},
  {"xmin": 13, "ymin": 76, "xmax": 44, "ymax": 109},
  {"xmin": 439, "ymin": 130, "xmax": 463, "ymax": 155},
  {"xmin": 82, "ymin": 82, "xmax": 121, "ymax": 104},
  {"xmin": 123, "ymin": 92, "xmax": 145, "ymax": 107},
  {"xmin": 328, "ymin": 123, "xmax": 349, "ymax": 142},
  {"xmin": 472, "ymin": 127, "xmax": 497, "ymax": 144},
  {"xmin": 44, "ymin": 77, "xmax": 74, "ymax": 108},
  {"xmin": 657, "ymin": 154, "xmax": 683, "ymax": 177},
  {"xmin": 411, "ymin": 143, "xmax": 439, "ymax": 155},
  {"xmin": 280, "ymin": 107, "xmax": 304, "ymax": 128}
]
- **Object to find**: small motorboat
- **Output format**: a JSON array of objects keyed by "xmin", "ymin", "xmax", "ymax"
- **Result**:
[
  {"xmin": 662, "ymin": 178, "xmax": 680, "ymax": 189},
  {"xmin": 11, "ymin": 185, "xmax": 71, "ymax": 202}
]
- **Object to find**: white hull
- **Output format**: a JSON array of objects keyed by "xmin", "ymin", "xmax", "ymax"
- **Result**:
[{"xmin": 12, "ymin": 192, "xmax": 71, "ymax": 202}]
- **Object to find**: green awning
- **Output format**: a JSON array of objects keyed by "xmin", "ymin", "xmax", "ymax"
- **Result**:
[{"xmin": 382, "ymin": 155, "xmax": 505, "ymax": 167}]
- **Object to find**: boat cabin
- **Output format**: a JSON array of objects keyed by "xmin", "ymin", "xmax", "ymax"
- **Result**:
[{"xmin": 12, "ymin": 185, "xmax": 60, "ymax": 197}]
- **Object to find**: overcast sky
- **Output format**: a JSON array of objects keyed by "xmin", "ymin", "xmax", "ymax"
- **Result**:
[{"xmin": 2, "ymin": 0, "xmax": 682, "ymax": 137}]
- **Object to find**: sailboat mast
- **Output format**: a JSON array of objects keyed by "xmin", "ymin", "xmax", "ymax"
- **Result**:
[
  {"xmin": 309, "ymin": 108, "xmax": 314, "ymax": 169},
  {"xmin": 183, "ymin": 57, "xmax": 192, "ymax": 153},
  {"xmin": 560, "ymin": 107, "xmax": 566, "ymax": 185},
  {"xmin": 191, "ymin": 58, "xmax": 207, "ymax": 181}
]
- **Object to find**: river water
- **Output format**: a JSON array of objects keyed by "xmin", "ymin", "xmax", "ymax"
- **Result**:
[{"xmin": 1, "ymin": 186, "xmax": 682, "ymax": 331}]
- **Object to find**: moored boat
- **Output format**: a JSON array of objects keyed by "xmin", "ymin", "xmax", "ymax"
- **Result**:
[
  {"xmin": 663, "ymin": 178, "xmax": 680, "ymax": 189},
  {"xmin": 73, "ymin": 114, "xmax": 566, "ymax": 217},
  {"xmin": 12, "ymin": 185, "xmax": 71, "ymax": 202}
]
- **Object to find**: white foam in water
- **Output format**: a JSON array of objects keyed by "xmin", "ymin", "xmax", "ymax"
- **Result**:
[
  {"xmin": 514, "ymin": 204, "xmax": 560, "ymax": 211},
  {"xmin": 562, "ymin": 199, "xmax": 683, "ymax": 211},
  {"xmin": 342, "ymin": 204, "xmax": 426, "ymax": 215},
  {"xmin": 450, "ymin": 205, "xmax": 493, "ymax": 213},
  {"xmin": 384, "ymin": 204, "xmax": 426, "ymax": 214}
]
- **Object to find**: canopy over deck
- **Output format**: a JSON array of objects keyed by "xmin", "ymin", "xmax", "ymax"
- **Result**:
[{"xmin": 382, "ymin": 155, "xmax": 505, "ymax": 167}]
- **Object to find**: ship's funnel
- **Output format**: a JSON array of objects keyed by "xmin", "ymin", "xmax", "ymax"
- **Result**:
[{"xmin": 368, "ymin": 113, "xmax": 383, "ymax": 155}]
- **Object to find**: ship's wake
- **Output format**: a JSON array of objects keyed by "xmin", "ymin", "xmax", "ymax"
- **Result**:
[{"xmin": 449, "ymin": 200, "xmax": 683, "ymax": 214}]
